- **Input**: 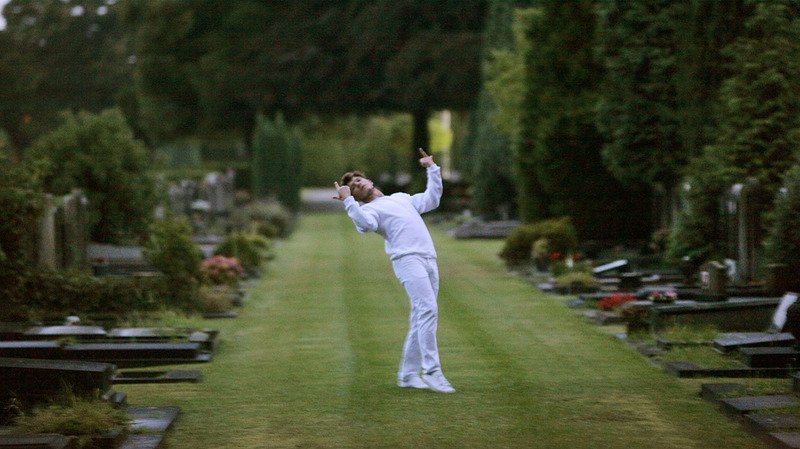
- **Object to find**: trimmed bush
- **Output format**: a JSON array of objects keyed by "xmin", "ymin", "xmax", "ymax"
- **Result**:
[
  {"xmin": 499, "ymin": 217, "xmax": 578, "ymax": 266},
  {"xmin": 214, "ymin": 232, "xmax": 270, "ymax": 272},
  {"xmin": 143, "ymin": 216, "xmax": 203, "ymax": 311}
]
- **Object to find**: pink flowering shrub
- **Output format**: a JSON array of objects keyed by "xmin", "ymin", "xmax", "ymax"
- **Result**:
[{"xmin": 200, "ymin": 255, "xmax": 245, "ymax": 286}]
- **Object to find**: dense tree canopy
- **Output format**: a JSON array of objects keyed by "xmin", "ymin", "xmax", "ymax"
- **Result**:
[
  {"xmin": 1, "ymin": 0, "xmax": 131, "ymax": 156},
  {"xmin": 122, "ymin": 0, "xmax": 487, "ymax": 157}
]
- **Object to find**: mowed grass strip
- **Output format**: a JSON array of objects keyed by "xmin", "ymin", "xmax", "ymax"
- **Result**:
[{"xmin": 122, "ymin": 213, "xmax": 764, "ymax": 449}]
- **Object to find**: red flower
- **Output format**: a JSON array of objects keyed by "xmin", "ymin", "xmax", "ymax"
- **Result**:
[
  {"xmin": 598, "ymin": 292, "xmax": 636, "ymax": 311},
  {"xmin": 549, "ymin": 252, "xmax": 562, "ymax": 261}
]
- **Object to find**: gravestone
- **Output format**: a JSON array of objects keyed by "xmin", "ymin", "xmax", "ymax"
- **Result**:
[
  {"xmin": 739, "ymin": 347, "xmax": 800, "ymax": 368},
  {"xmin": 719, "ymin": 395, "xmax": 800, "ymax": 417},
  {"xmin": 0, "ymin": 342, "xmax": 63, "ymax": 359},
  {"xmin": 699, "ymin": 261, "xmax": 727, "ymax": 301},
  {"xmin": 0, "ymin": 357, "xmax": 115, "ymax": 401},
  {"xmin": 713, "ymin": 333, "xmax": 796, "ymax": 353},
  {"xmin": 23, "ymin": 325, "xmax": 107, "ymax": 340},
  {"xmin": 37, "ymin": 194, "xmax": 58, "ymax": 270},
  {"xmin": 723, "ymin": 179, "xmax": 765, "ymax": 285}
]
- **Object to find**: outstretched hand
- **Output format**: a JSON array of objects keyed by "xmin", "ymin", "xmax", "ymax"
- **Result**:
[
  {"xmin": 418, "ymin": 148, "xmax": 434, "ymax": 168},
  {"xmin": 333, "ymin": 181, "xmax": 351, "ymax": 201}
]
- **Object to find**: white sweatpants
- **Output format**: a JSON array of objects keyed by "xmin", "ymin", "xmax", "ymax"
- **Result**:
[{"xmin": 392, "ymin": 255, "xmax": 442, "ymax": 377}]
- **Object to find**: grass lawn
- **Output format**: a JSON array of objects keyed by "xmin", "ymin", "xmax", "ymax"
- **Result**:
[{"xmin": 121, "ymin": 213, "xmax": 767, "ymax": 449}]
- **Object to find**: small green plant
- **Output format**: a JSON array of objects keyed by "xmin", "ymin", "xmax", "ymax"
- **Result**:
[
  {"xmin": 214, "ymin": 232, "xmax": 270, "ymax": 271},
  {"xmin": 554, "ymin": 271, "xmax": 596, "ymax": 288},
  {"xmin": 13, "ymin": 395, "xmax": 130, "ymax": 448}
]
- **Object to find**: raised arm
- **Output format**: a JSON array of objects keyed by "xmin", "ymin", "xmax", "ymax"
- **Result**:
[{"xmin": 411, "ymin": 148, "xmax": 442, "ymax": 214}]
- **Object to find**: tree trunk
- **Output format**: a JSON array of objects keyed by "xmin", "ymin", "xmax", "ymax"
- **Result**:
[{"xmin": 411, "ymin": 110, "xmax": 430, "ymax": 172}]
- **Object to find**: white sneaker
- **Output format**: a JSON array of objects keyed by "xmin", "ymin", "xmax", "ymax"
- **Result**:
[
  {"xmin": 398, "ymin": 374, "xmax": 429, "ymax": 389},
  {"xmin": 422, "ymin": 371, "xmax": 455, "ymax": 393}
]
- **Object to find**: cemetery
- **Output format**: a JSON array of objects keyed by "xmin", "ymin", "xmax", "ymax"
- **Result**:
[
  {"xmin": 6, "ymin": 1, "xmax": 800, "ymax": 447},
  {"xmin": 0, "ymin": 164, "xmax": 273, "ymax": 448}
]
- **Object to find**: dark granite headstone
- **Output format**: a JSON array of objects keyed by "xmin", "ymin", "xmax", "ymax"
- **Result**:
[
  {"xmin": 0, "ymin": 342, "xmax": 63, "ymax": 359},
  {"xmin": 739, "ymin": 347, "xmax": 800, "ymax": 368},
  {"xmin": 0, "ymin": 357, "xmax": 115, "ymax": 400},
  {"xmin": 719, "ymin": 395, "xmax": 800, "ymax": 417},
  {"xmin": 713, "ymin": 332, "xmax": 796, "ymax": 353}
]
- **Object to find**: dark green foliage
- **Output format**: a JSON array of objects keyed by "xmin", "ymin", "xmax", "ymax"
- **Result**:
[
  {"xmin": 143, "ymin": 215, "xmax": 203, "ymax": 310},
  {"xmin": 594, "ymin": 0, "xmax": 693, "ymax": 189},
  {"xmin": 667, "ymin": 0, "xmax": 800, "ymax": 262},
  {"xmin": 1, "ymin": 0, "xmax": 131, "ymax": 152},
  {"xmin": 214, "ymin": 232, "xmax": 270, "ymax": 271},
  {"xmin": 499, "ymin": 216, "xmax": 578, "ymax": 266},
  {"xmin": 251, "ymin": 113, "xmax": 304, "ymax": 211},
  {"xmin": 27, "ymin": 108, "xmax": 159, "ymax": 244},
  {"xmin": 229, "ymin": 200, "xmax": 295, "ymax": 239},
  {"xmin": 764, "ymin": 165, "xmax": 800, "ymax": 272}
]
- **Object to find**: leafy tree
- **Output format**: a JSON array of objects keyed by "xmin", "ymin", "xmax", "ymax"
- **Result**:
[
  {"xmin": 123, "ymin": 0, "xmax": 487, "ymax": 167},
  {"xmin": 1, "ymin": 0, "xmax": 132, "ymax": 153},
  {"xmin": 26, "ymin": 108, "xmax": 159, "ymax": 244},
  {"xmin": 668, "ymin": 0, "xmax": 800, "ymax": 262}
]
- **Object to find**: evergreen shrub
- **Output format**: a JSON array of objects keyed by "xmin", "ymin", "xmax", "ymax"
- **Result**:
[
  {"xmin": 499, "ymin": 217, "xmax": 578, "ymax": 266},
  {"xmin": 765, "ymin": 165, "xmax": 800, "ymax": 276}
]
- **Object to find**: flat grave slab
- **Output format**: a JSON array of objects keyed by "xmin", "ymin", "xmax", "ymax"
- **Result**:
[
  {"xmin": 107, "ymin": 328, "xmax": 179, "ymax": 341},
  {"xmin": 719, "ymin": 395, "xmax": 800, "ymax": 417},
  {"xmin": 117, "ymin": 434, "xmax": 164, "ymax": 449},
  {"xmin": 767, "ymin": 433, "xmax": 800, "ymax": 449},
  {"xmin": 739, "ymin": 346, "xmax": 800, "ymax": 368},
  {"xmin": 63, "ymin": 342, "xmax": 210, "ymax": 368},
  {"xmin": 0, "ymin": 342, "xmax": 63, "ymax": 359},
  {"xmin": 23, "ymin": 326, "xmax": 107, "ymax": 340},
  {"xmin": 0, "ymin": 323, "xmax": 30, "ymax": 341},
  {"xmin": 662, "ymin": 361, "xmax": 794, "ymax": 378},
  {"xmin": 593, "ymin": 259, "xmax": 629, "ymax": 276},
  {"xmin": 127, "ymin": 406, "xmax": 180, "ymax": 433},
  {"xmin": 700, "ymin": 383, "xmax": 743, "ymax": 401},
  {"xmin": 713, "ymin": 332, "xmax": 796, "ymax": 353},
  {"xmin": 0, "ymin": 434, "xmax": 72, "ymax": 448},
  {"xmin": 114, "ymin": 370, "xmax": 201, "ymax": 384},
  {"xmin": 745, "ymin": 414, "xmax": 800, "ymax": 432}
]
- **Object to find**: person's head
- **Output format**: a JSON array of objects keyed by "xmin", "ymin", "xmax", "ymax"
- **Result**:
[{"xmin": 340, "ymin": 171, "xmax": 376, "ymax": 202}]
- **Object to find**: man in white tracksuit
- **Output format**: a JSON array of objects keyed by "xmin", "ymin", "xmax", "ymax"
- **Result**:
[{"xmin": 334, "ymin": 148, "xmax": 455, "ymax": 393}]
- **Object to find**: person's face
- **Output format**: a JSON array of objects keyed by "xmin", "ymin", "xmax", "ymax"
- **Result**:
[{"xmin": 348, "ymin": 176, "xmax": 374, "ymax": 201}]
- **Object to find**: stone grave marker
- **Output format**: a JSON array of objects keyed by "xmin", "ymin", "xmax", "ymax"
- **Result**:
[
  {"xmin": 23, "ymin": 325, "xmax": 107, "ymax": 340},
  {"xmin": 698, "ymin": 261, "xmax": 727, "ymax": 301},
  {"xmin": 719, "ymin": 395, "xmax": 800, "ymax": 418},
  {"xmin": 0, "ymin": 342, "xmax": 63, "ymax": 359},
  {"xmin": 592, "ymin": 259, "xmax": 629, "ymax": 276},
  {"xmin": 739, "ymin": 346, "xmax": 800, "ymax": 368},
  {"xmin": 713, "ymin": 332, "xmax": 796, "ymax": 353},
  {"xmin": 0, "ymin": 358, "xmax": 115, "ymax": 406}
]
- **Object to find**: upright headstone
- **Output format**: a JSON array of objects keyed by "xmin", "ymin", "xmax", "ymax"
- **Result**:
[
  {"xmin": 61, "ymin": 189, "xmax": 89, "ymax": 269},
  {"xmin": 37, "ymin": 194, "xmax": 59, "ymax": 270},
  {"xmin": 723, "ymin": 179, "xmax": 764, "ymax": 284},
  {"xmin": 699, "ymin": 261, "xmax": 728, "ymax": 301}
]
